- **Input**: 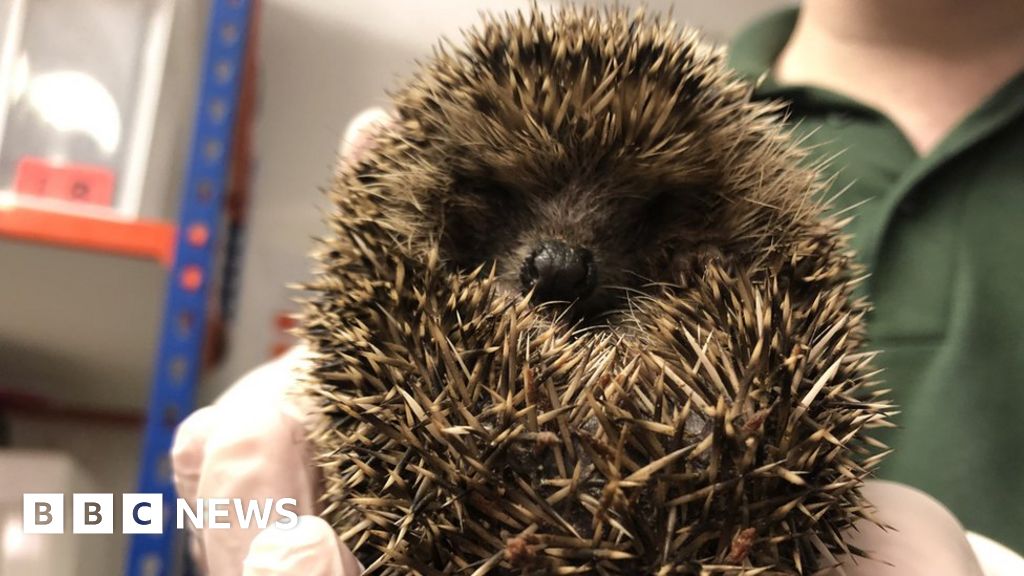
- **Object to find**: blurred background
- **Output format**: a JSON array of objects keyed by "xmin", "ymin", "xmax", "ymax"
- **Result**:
[{"xmin": 0, "ymin": 1, "xmax": 790, "ymax": 575}]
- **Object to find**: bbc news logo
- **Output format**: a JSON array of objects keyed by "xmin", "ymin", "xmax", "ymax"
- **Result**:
[{"xmin": 23, "ymin": 493, "xmax": 299, "ymax": 534}]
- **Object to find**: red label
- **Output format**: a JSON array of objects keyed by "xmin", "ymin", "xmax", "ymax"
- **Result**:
[{"xmin": 14, "ymin": 157, "xmax": 116, "ymax": 207}]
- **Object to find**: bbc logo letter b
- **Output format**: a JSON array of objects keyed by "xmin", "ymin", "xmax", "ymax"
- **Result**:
[
  {"xmin": 73, "ymin": 493, "xmax": 113, "ymax": 534},
  {"xmin": 24, "ymin": 494, "xmax": 64, "ymax": 534}
]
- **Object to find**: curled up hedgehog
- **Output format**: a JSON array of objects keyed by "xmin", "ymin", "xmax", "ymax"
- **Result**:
[{"xmin": 300, "ymin": 6, "xmax": 892, "ymax": 575}]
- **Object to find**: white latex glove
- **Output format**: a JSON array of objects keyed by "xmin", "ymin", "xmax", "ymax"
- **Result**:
[
  {"xmin": 243, "ymin": 516, "xmax": 362, "ymax": 576},
  {"xmin": 172, "ymin": 346, "xmax": 362, "ymax": 576},
  {"xmin": 835, "ymin": 480, "xmax": 985, "ymax": 576}
]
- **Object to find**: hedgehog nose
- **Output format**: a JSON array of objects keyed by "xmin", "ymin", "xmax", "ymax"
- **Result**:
[{"xmin": 520, "ymin": 241, "xmax": 597, "ymax": 303}]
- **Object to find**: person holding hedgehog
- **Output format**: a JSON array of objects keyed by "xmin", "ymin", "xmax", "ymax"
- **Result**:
[{"xmin": 171, "ymin": 1, "xmax": 1024, "ymax": 574}]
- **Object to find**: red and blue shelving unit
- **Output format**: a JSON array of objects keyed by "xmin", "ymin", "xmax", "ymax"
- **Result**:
[{"xmin": 127, "ymin": 1, "xmax": 257, "ymax": 575}]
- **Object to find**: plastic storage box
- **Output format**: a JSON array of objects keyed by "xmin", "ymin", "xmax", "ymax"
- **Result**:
[{"xmin": 0, "ymin": 0, "xmax": 178, "ymax": 219}]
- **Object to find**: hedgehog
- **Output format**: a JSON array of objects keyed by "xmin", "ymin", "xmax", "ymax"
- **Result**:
[{"xmin": 299, "ymin": 6, "xmax": 892, "ymax": 575}]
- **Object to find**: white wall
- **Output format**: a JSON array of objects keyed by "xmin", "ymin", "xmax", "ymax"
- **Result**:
[{"xmin": 204, "ymin": 0, "xmax": 794, "ymax": 398}]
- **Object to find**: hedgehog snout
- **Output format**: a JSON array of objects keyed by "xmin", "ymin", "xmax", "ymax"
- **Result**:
[{"xmin": 519, "ymin": 240, "xmax": 597, "ymax": 305}]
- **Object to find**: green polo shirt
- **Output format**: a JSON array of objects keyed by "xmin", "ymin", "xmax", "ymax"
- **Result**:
[{"xmin": 729, "ymin": 9, "xmax": 1024, "ymax": 552}]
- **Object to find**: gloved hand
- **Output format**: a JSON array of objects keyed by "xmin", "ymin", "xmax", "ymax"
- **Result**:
[
  {"xmin": 172, "ymin": 345, "xmax": 363, "ymax": 576},
  {"xmin": 837, "ymin": 480, "xmax": 984, "ymax": 576},
  {"xmin": 170, "ymin": 108, "xmax": 1001, "ymax": 576}
]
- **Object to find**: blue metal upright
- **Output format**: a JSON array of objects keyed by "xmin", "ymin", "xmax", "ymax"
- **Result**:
[{"xmin": 127, "ymin": 1, "xmax": 254, "ymax": 575}]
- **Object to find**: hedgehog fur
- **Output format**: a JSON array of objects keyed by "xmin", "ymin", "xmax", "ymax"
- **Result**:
[{"xmin": 300, "ymin": 6, "xmax": 892, "ymax": 575}]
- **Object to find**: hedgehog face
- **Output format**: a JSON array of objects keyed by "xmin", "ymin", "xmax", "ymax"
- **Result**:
[
  {"xmin": 385, "ymin": 13, "xmax": 753, "ymax": 326},
  {"xmin": 437, "ymin": 166, "xmax": 723, "ymax": 324},
  {"xmin": 341, "ymin": 9, "xmax": 817, "ymax": 332}
]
